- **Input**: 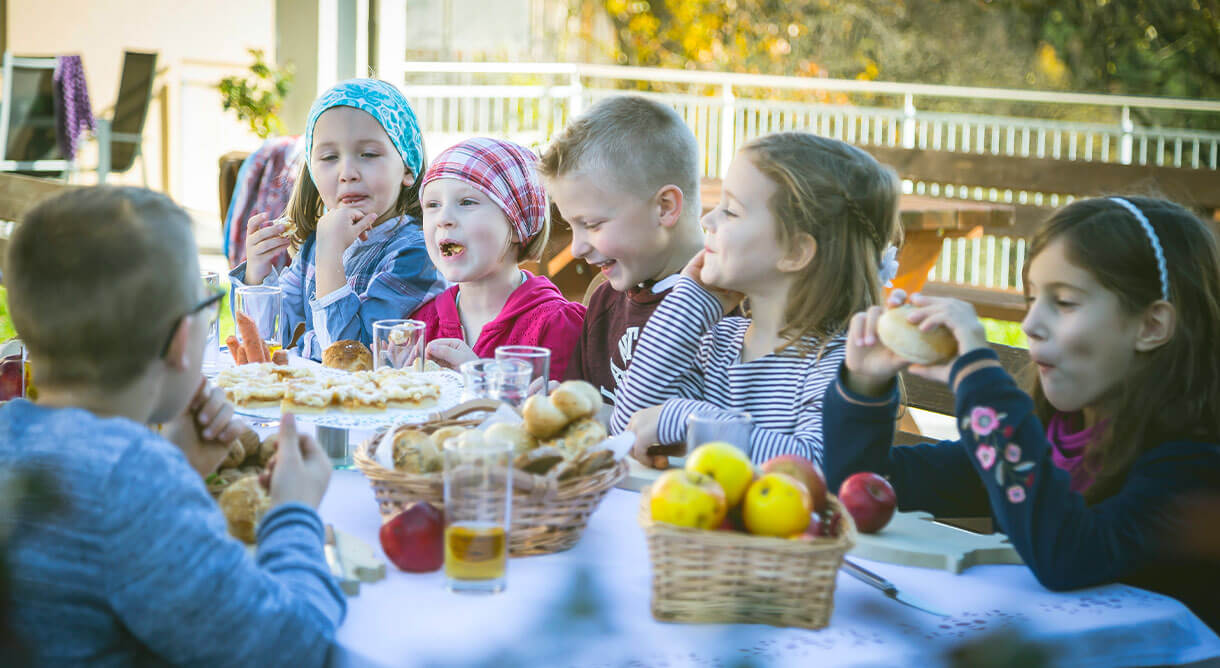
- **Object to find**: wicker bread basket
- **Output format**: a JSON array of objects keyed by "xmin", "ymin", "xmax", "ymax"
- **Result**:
[
  {"xmin": 638, "ymin": 487, "xmax": 857, "ymax": 629},
  {"xmin": 353, "ymin": 399, "xmax": 628, "ymax": 556}
]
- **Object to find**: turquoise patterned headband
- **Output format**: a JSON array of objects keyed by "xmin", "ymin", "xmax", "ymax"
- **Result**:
[
  {"xmin": 1109, "ymin": 197, "xmax": 1170, "ymax": 302},
  {"xmin": 304, "ymin": 78, "xmax": 424, "ymax": 178}
]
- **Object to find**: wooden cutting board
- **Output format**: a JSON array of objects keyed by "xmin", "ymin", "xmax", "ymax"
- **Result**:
[{"xmin": 850, "ymin": 510, "xmax": 1023, "ymax": 573}]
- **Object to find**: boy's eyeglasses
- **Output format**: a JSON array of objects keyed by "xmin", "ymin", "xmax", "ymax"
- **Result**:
[{"xmin": 160, "ymin": 286, "xmax": 226, "ymax": 358}]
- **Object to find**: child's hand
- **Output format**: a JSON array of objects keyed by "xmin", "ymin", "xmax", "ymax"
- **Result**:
[
  {"xmin": 316, "ymin": 207, "xmax": 376, "ymax": 259},
  {"xmin": 628, "ymin": 405, "xmax": 671, "ymax": 469},
  {"xmin": 844, "ymin": 290, "xmax": 914, "ymax": 396},
  {"xmin": 244, "ymin": 212, "xmax": 291, "ymax": 285},
  {"xmin": 165, "ymin": 379, "xmax": 249, "ymax": 476},
  {"xmin": 900, "ymin": 293, "xmax": 989, "ymax": 384},
  {"xmin": 268, "ymin": 414, "xmax": 331, "ymax": 509},
  {"xmin": 425, "ymin": 338, "xmax": 479, "ymax": 370},
  {"xmin": 682, "ymin": 251, "xmax": 745, "ymax": 315}
]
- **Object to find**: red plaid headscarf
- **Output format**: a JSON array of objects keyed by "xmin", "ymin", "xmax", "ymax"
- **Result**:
[{"xmin": 421, "ymin": 138, "xmax": 546, "ymax": 244}]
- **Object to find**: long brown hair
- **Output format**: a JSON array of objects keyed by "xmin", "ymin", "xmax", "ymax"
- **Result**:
[
  {"xmin": 282, "ymin": 158, "xmax": 427, "ymax": 249},
  {"xmin": 1023, "ymin": 196, "xmax": 1220, "ymax": 502},
  {"xmin": 743, "ymin": 133, "xmax": 902, "ymax": 355}
]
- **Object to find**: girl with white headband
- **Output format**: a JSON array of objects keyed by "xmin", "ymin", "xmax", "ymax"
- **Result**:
[{"xmin": 825, "ymin": 195, "xmax": 1220, "ymax": 629}]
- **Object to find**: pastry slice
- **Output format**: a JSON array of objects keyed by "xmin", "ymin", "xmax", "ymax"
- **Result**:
[
  {"xmin": 224, "ymin": 380, "xmax": 284, "ymax": 409},
  {"xmin": 280, "ymin": 382, "xmax": 336, "ymax": 414}
]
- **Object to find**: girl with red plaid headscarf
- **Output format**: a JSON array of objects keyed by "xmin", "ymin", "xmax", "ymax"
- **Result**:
[{"xmin": 411, "ymin": 137, "xmax": 585, "ymax": 377}]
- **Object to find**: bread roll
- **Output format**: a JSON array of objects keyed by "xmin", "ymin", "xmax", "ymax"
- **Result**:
[
  {"xmin": 546, "ymin": 417, "xmax": 607, "ymax": 459},
  {"xmin": 430, "ymin": 426, "xmax": 468, "ymax": 450},
  {"xmin": 221, "ymin": 440, "xmax": 246, "ymax": 469},
  {"xmin": 323, "ymin": 340, "xmax": 373, "ymax": 371},
  {"xmin": 522, "ymin": 394, "xmax": 568, "ymax": 439},
  {"xmin": 550, "ymin": 382, "xmax": 594, "ymax": 420},
  {"xmin": 514, "ymin": 446, "xmax": 565, "ymax": 475},
  {"xmin": 218, "ymin": 475, "xmax": 271, "ymax": 544},
  {"xmin": 392, "ymin": 428, "xmax": 441, "ymax": 473},
  {"xmin": 484, "ymin": 422, "xmax": 538, "ymax": 456},
  {"xmin": 876, "ymin": 305, "xmax": 958, "ymax": 365}
]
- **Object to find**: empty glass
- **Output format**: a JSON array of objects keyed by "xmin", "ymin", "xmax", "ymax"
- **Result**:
[
  {"xmin": 233, "ymin": 285, "xmax": 283, "ymax": 354},
  {"xmin": 201, "ymin": 272, "xmax": 221, "ymax": 374},
  {"xmin": 487, "ymin": 359, "xmax": 532, "ymax": 408},
  {"xmin": 494, "ymin": 346, "xmax": 551, "ymax": 397},
  {"xmin": 686, "ymin": 410, "xmax": 754, "ymax": 459},
  {"xmin": 373, "ymin": 319, "xmax": 426, "ymax": 371}
]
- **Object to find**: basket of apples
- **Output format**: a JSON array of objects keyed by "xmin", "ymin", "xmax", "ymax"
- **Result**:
[{"xmin": 637, "ymin": 444, "xmax": 856, "ymax": 630}]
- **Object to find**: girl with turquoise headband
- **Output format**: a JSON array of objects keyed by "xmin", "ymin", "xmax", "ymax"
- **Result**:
[{"xmin": 231, "ymin": 78, "xmax": 445, "ymax": 361}]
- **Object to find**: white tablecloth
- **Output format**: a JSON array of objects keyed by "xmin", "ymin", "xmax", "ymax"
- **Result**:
[{"xmin": 318, "ymin": 470, "xmax": 1220, "ymax": 668}]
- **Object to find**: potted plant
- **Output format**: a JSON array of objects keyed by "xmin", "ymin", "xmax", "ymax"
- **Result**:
[{"xmin": 218, "ymin": 49, "xmax": 294, "ymax": 139}]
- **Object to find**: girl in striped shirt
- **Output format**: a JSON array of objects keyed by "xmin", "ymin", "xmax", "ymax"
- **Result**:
[{"xmin": 613, "ymin": 132, "xmax": 902, "ymax": 467}]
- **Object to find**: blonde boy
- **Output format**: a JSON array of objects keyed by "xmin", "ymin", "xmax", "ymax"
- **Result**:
[
  {"xmin": 540, "ymin": 95, "xmax": 704, "ymax": 407},
  {"xmin": 0, "ymin": 187, "xmax": 342, "ymax": 666}
]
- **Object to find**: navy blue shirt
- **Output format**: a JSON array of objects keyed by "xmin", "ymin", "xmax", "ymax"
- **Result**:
[{"xmin": 823, "ymin": 348, "xmax": 1220, "ymax": 630}]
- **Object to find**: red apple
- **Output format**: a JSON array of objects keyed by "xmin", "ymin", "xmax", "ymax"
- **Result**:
[
  {"xmin": 807, "ymin": 509, "xmax": 842, "ymax": 538},
  {"xmin": 379, "ymin": 502, "xmax": 444, "ymax": 572},
  {"xmin": 838, "ymin": 472, "xmax": 896, "ymax": 534},
  {"xmin": 761, "ymin": 454, "xmax": 827, "ymax": 513}
]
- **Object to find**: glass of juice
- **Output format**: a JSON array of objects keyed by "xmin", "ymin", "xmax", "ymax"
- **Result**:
[
  {"xmin": 442, "ymin": 435, "xmax": 512, "ymax": 595},
  {"xmin": 0, "ymin": 340, "xmax": 26, "ymax": 403},
  {"xmin": 233, "ymin": 285, "xmax": 283, "ymax": 355}
]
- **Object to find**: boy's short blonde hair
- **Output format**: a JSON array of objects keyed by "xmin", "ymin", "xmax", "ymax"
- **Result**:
[
  {"xmin": 6, "ymin": 186, "xmax": 198, "ymax": 389},
  {"xmin": 539, "ymin": 95, "xmax": 700, "ymax": 221}
]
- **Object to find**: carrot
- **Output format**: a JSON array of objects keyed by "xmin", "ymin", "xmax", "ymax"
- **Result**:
[
  {"xmin": 226, "ymin": 336, "xmax": 243, "ymax": 364},
  {"xmin": 271, "ymin": 349, "xmax": 289, "ymax": 366},
  {"xmin": 235, "ymin": 312, "xmax": 267, "ymax": 363},
  {"xmin": 236, "ymin": 345, "xmax": 249, "ymax": 365}
]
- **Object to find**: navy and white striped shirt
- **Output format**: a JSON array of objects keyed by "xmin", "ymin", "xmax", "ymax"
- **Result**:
[{"xmin": 611, "ymin": 276, "xmax": 846, "ymax": 466}]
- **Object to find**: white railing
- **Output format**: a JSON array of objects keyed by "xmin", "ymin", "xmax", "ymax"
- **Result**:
[{"xmin": 397, "ymin": 61, "xmax": 1220, "ymax": 297}]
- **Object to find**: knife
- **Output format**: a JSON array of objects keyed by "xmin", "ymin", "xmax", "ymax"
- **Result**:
[{"xmin": 841, "ymin": 558, "xmax": 951, "ymax": 617}]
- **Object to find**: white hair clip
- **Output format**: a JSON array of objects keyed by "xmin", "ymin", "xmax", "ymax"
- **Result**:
[
  {"xmin": 879, "ymin": 245, "xmax": 900, "ymax": 288},
  {"xmin": 1109, "ymin": 197, "xmax": 1170, "ymax": 302}
]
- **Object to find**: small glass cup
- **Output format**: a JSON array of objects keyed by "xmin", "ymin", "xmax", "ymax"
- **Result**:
[
  {"xmin": 233, "ymin": 285, "xmax": 283, "ymax": 355},
  {"xmin": 0, "ymin": 340, "xmax": 27, "ymax": 403},
  {"xmin": 442, "ymin": 436, "xmax": 512, "ymax": 595},
  {"xmin": 373, "ymin": 319, "xmax": 426, "ymax": 371},
  {"xmin": 686, "ymin": 410, "xmax": 753, "ymax": 460},
  {"xmin": 201, "ymin": 272, "xmax": 221, "ymax": 374},
  {"xmin": 494, "ymin": 345, "xmax": 550, "ymax": 397},
  {"xmin": 459, "ymin": 359, "xmax": 497, "ymax": 401},
  {"xmin": 486, "ymin": 359, "xmax": 532, "ymax": 408}
]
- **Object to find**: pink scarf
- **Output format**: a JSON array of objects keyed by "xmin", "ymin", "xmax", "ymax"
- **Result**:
[{"xmin": 1047, "ymin": 412, "xmax": 1103, "ymax": 493}]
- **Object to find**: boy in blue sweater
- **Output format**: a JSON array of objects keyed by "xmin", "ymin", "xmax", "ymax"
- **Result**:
[
  {"xmin": 824, "ymin": 196, "xmax": 1220, "ymax": 630},
  {"xmin": 0, "ymin": 187, "xmax": 344, "ymax": 666}
]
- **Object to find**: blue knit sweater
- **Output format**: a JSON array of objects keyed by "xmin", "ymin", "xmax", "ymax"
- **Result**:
[
  {"xmin": 0, "ymin": 399, "xmax": 346, "ymax": 666},
  {"xmin": 823, "ymin": 348, "xmax": 1220, "ymax": 630}
]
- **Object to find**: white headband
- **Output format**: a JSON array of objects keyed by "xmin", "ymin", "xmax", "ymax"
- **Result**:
[{"xmin": 1109, "ymin": 197, "xmax": 1170, "ymax": 302}]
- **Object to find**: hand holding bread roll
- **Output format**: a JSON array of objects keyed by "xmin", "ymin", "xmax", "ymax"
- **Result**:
[{"xmin": 876, "ymin": 304, "xmax": 958, "ymax": 365}]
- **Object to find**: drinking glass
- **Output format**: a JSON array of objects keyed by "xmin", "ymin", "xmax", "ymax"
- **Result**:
[
  {"xmin": 486, "ymin": 359, "xmax": 532, "ymax": 408},
  {"xmin": 373, "ymin": 319, "xmax": 426, "ymax": 371},
  {"xmin": 686, "ymin": 410, "xmax": 753, "ymax": 459},
  {"xmin": 0, "ymin": 340, "xmax": 26, "ymax": 403},
  {"xmin": 201, "ymin": 272, "xmax": 221, "ymax": 374},
  {"xmin": 494, "ymin": 346, "xmax": 550, "ymax": 397},
  {"xmin": 442, "ymin": 436, "xmax": 512, "ymax": 594},
  {"xmin": 233, "ymin": 285, "xmax": 283, "ymax": 354}
]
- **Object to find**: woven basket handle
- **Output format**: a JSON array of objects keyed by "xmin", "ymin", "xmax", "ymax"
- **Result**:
[{"xmin": 427, "ymin": 398, "xmax": 502, "ymax": 422}]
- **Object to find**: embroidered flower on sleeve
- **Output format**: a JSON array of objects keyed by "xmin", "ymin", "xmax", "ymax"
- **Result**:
[
  {"xmin": 967, "ymin": 406, "xmax": 1003, "ymax": 437},
  {"xmin": 1004, "ymin": 443, "xmax": 1022, "ymax": 463},
  {"xmin": 976, "ymin": 444, "xmax": 997, "ymax": 470},
  {"xmin": 1006, "ymin": 485, "xmax": 1026, "ymax": 504}
]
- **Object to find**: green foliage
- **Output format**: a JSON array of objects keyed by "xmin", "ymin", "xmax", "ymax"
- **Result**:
[
  {"xmin": 218, "ymin": 49, "xmax": 294, "ymax": 139},
  {"xmin": 0, "ymin": 287, "xmax": 14, "ymax": 342}
]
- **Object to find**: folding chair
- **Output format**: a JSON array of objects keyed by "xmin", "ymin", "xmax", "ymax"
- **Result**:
[
  {"xmin": 96, "ymin": 51, "xmax": 157, "ymax": 184},
  {"xmin": 0, "ymin": 53, "xmax": 74, "ymax": 175}
]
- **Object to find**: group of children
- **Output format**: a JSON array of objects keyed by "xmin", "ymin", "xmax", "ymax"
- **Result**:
[{"xmin": 1, "ymin": 75, "xmax": 1217, "ymax": 663}]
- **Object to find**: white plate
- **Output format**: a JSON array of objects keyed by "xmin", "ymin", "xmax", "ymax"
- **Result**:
[{"xmin": 232, "ymin": 369, "xmax": 465, "ymax": 429}]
